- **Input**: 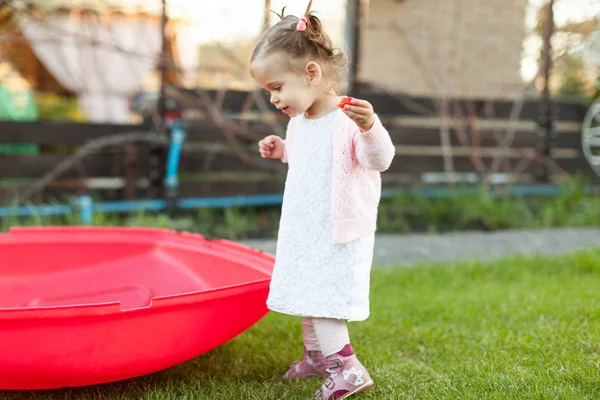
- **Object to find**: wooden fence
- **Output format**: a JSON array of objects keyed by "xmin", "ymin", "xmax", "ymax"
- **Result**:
[{"xmin": 0, "ymin": 89, "xmax": 594, "ymax": 205}]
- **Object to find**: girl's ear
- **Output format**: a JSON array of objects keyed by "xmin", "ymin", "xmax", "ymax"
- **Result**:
[{"xmin": 305, "ymin": 61, "xmax": 322, "ymax": 85}]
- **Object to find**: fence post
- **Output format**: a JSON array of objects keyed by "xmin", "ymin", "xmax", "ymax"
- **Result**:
[
  {"xmin": 77, "ymin": 195, "xmax": 94, "ymax": 226},
  {"xmin": 537, "ymin": 0, "xmax": 555, "ymax": 183},
  {"xmin": 164, "ymin": 119, "xmax": 186, "ymax": 212}
]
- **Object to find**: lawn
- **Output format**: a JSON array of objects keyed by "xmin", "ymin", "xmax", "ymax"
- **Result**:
[{"xmin": 2, "ymin": 249, "xmax": 599, "ymax": 400}]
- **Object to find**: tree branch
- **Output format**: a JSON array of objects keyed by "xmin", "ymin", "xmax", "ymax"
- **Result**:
[{"xmin": 13, "ymin": 132, "xmax": 169, "ymax": 204}]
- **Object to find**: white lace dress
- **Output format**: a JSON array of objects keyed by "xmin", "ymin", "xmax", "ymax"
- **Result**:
[{"xmin": 266, "ymin": 109, "xmax": 375, "ymax": 322}]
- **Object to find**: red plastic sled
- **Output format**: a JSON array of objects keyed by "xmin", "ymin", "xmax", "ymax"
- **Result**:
[{"xmin": 0, "ymin": 227, "xmax": 274, "ymax": 390}]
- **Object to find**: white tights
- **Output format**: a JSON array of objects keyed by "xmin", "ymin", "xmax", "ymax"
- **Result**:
[{"xmin": 302, "ymin": 316, "xmax": 350, "ymax": 357}]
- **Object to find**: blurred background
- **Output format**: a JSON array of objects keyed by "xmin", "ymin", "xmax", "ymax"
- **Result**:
[{"xmin": 0, "ymin": 0, "xmax": 599, "ymax": 238}]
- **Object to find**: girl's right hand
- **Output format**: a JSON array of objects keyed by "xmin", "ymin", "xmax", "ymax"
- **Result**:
[{"xmin": 258, "ymin": 135, "xmax": 284, "ymax": 159}]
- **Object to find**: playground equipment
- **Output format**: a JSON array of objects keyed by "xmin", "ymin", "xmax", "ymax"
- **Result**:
[{"xmin": 0, "ymin": 227, "xmax": 274, "ymax": 390}]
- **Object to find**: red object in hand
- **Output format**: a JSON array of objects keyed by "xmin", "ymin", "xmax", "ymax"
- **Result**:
[{"xmin": 338, "ymin": 97, "xmax": 354, "ymax": 108}]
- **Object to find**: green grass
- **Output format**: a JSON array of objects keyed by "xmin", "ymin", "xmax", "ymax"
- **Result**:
[
  {"xmin": 2, "ymin": 249, "xmax": 600, "ymax": 399},
  {"xmin": 4, "ymin": 179, "xmax": 600, "ymax": 239},
  {"xmin": 379, "ymin": 179, "xmax": 600, "ymax": 234}
]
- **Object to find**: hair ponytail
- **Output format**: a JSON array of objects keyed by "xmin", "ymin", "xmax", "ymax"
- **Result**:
[
  {"xmin": 304, "ymin": 0, "xmax": 314, "ymax": 16},
  {"xmin": 251, "ymin": 0, "xmax": 349, "ymax": 92}
]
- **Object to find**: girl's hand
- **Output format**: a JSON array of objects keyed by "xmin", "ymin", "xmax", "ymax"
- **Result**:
[
  {"xmin": 258, "ymin": 135, "xmax": 284, "ymax": 159},
  {"xmin": 340, "ymin": 97, "xmax": 375, "ymax": 132}
]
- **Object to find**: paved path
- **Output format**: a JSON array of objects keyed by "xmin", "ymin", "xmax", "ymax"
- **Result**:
[{"xmin": 242, "ymin": 228, "xmax": 600, "ymax": 267}]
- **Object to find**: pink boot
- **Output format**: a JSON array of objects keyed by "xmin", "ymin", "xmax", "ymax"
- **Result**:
[
  {"xmin": 315, "ymin": 344, "xmax": 374, "ymax": 400},
  {"xmin": 283, "ymin": 347, "xmax": 328, "ymax": 380}
]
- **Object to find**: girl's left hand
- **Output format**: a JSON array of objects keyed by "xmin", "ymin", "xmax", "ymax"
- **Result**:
[{"xmin": 340, "ymin": 98, "xmax": 375, "ymax": 132}]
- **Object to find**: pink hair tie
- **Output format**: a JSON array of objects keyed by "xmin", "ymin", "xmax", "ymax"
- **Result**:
[{"xmin": 296, "ymin": 16, "xmax": 307, "ymax": 32}]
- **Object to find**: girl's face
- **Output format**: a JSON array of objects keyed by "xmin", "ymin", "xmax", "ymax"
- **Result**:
[{"xmin": 251, "ymin": 52, "xmax": 323, "ymax": 118}]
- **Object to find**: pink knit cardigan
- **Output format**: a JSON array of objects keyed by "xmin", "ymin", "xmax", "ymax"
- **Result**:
[{"xmin": 281, "ymin": 110, "xmax": 396, "ymax": 244}]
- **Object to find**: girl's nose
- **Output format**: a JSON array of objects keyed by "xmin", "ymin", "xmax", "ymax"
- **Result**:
[{"xmin": 270, "ymin": 93, "xmax": 278, "ymax": 105}]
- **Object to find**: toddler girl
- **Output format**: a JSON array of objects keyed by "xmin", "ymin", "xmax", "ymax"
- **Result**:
[{"xmin": 251, "ymin": 2, "xmax": 395, "ymax": 399}]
